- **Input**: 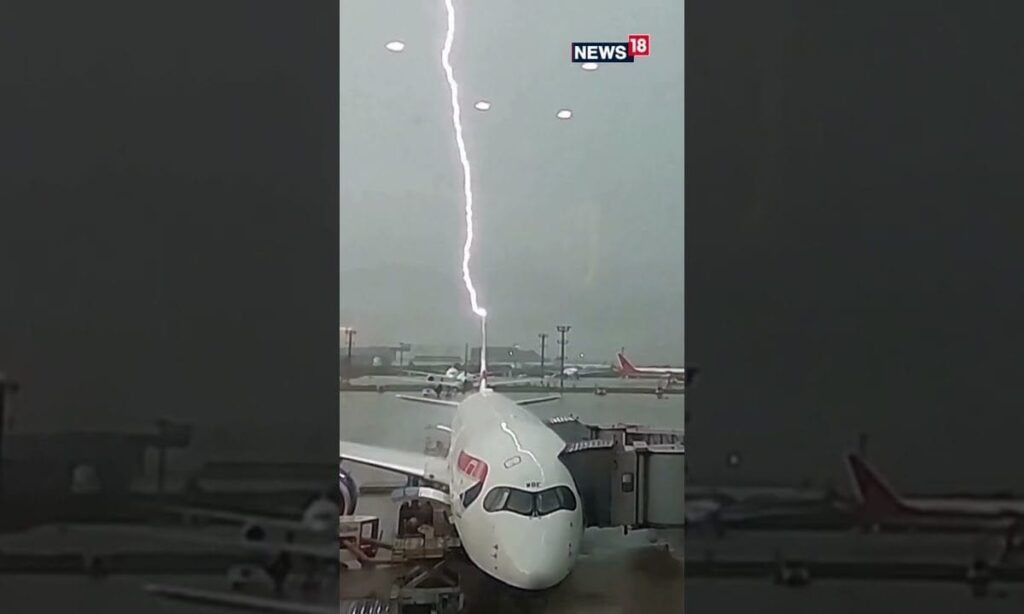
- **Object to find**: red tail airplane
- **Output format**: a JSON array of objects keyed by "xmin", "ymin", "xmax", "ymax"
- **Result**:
[
  {"xmin": 846, "ymin": 453, "xmax": 1024, "ymax": 535},
  {"xmin": 615, "ymin": 351, "xmax": 689, "ymax": 387}
]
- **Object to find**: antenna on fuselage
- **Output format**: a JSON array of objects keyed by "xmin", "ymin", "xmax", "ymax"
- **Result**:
[{"xmin": 479, "ymin": 315, "xmax": 488, "ymax": 392}]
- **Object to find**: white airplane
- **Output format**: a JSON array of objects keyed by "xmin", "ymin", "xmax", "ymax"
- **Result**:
[
  {"xmin": 548, "ymin": 363, "xmax": 615, "ymax": 380},
  {"xmin": 340, "ymin": 334, "xmax": 584, "ymax": 590},
  {"xmin": 140, "ymin": 496, "xmax": 341, "ymax": 604},
  {"xmin": 615, "ymin": 352, "xmax": 689, "ymax": 387},
  {"xmin": 399, "ymin": 365, "xmax": 543, "ymax": 396}
]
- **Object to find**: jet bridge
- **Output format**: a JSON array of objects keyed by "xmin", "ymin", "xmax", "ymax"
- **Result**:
[{"xmin": 550, "ymin": 417, "xmax": 686, "ymax": 529}]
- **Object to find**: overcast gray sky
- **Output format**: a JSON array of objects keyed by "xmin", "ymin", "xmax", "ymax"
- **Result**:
[{"xmin": 341, "ymin": 1, "xmax": 683, "ymax": 363}]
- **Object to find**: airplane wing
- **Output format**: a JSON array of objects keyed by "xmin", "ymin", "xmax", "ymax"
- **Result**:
[
  {"xmin": 166, "ymin": 507, "xmax": 316, "ymax": 533},
  {"xmin": 685, "ymin": 500, "xmax": 724, "ymax": 524},
  {"xmin": 401, "ymin": 369, "xmax": 445, "ymax": 378},
  {"xmin": 391, "ymin": 374, "xmax": 461, "ymax": 388},
  {"xmin": 574, "ymin": 365, "xmax": 616, "ymax": 375},
  {"xmin": 515, "ymin": 395, "xmax": 562, "ymax": 407},
  {"xmin": 490, "ymin": 377, "xmax": 547, "ymax": 388},
  {"xmin": 395, "ymin": 394, "xmax": 460, "ymax": 407},
  {"xmin": 122, "ymin": 526, "xmax": 338, "ymax": 559},
  {"xmin": 431, "ymin": 380, "xmax": 462, "ymax": 388},
  {"xmin": 145, "ymin": 584, "xmax": 338, "ymax": 613},
  {"xmin": 546, "ymin": 365, "xmax": 614, "ymax": 377},
  {"xmin": 340, "ymin": 440, "xmax": 449, "ymax": 484}
]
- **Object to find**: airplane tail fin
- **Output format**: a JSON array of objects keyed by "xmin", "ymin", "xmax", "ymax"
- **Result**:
[
  {"xmin": 616, "ymin": 352, "xmax": 637, "ymax": 374},
  {"xmin": 846, "ymin": 453, "xmax": 906, "ymax": 517}
]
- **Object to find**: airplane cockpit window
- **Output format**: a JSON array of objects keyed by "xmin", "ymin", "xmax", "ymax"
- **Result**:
[
  {"xmin": 483, "ymin": 486, "xmax": 510, "ymax": 512},
  {"xmin": 553, "ymin": 486, "xmax": 578, "ymax": 511},
  {"xmin": 482, "ymin": 485, "xmax": 578, "ymax": 516},
  {"xmin": 461, "ymin": 481, "xmax": 484, "ymax": 507},
  {"xmin": 505, "ymin": 489, "xmax": 535, "ymax": 515},
  {"xmin": 535, "ymin": 488, "xmax": 563, "ymax": 515}
]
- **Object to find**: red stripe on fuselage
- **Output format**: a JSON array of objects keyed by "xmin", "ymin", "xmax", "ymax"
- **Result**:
[{"xmin": 457, "ymin": 450, "xmax": 488, "ymax": 482}]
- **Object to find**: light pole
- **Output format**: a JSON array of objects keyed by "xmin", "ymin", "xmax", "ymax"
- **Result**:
[
  {"xmin": 341, "ymin": 327, "xmax": 357, "ymax": 372},
  {"xmin": 155, "ymin": 419, "xmax": 169, "ymax": 496},
  {"xmin": 556, "ymin": 325, "xmax": 571, "ymax": 393},
  {"xmin": 0, "ymin": 373, "xmax": 20, "ymax": 499},
  {"xmin": 152, "ymin": 419, "xmax": 192, "ymax": 498},
  {"xmin": 538, "ymin": 333, "xmax": 548, "ymax": 377}
]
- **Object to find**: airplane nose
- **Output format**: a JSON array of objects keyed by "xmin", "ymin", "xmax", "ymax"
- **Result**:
[
  {"xmin": 498, "ymin": 520, "xmax": 575, "ymax": 590},
  {"xmin": 504, "ymin": 547, "xmax": 570, "ymax": 590}
]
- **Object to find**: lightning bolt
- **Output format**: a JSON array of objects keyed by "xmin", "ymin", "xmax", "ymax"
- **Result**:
[{"xmin": 441, "ymin": 0, "xmax": 486, "ymax": 320}]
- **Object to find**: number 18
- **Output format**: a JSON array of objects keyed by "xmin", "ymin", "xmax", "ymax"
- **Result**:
[{"xmin": 628, "ymin": 34, "xmax": 650, "ymax": 57}]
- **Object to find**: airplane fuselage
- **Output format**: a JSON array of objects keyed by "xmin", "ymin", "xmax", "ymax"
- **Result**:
[
  {"xmin": 848, "ymin": 454, "xmax": 1024, "ymax": 533},
  {"xmin": 620, "ymin": 368, "xmax": 687, "ymax": 380},
  {"xmin": 442, "ymin": 390, "xmax": 583, "ymax": 590},
  {"xmin": 615, "ymin": 352, "xmax": 686, "ymax": 384},
  {"xmin": 868, "ymin": 498, "xmax": 1024, "ymax": 532}
]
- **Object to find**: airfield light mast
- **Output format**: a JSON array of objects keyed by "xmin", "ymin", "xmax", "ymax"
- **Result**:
[
  {"xmin": 0, "ymin": 373, "xmax": 19, "ymax": 498},
  {"xmin": 556, "ymin": 325, "xmax": 571, "ymax": 394},
  {"xmin": 538, "ymin": 333, "xmax": 548, "ymax": 378},
  {"xmin": 341, "ymin": 327, "xmax": 357, "ymax": 373}
]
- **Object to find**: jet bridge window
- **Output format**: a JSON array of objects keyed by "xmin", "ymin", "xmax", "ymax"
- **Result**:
[{"xmin": 482, "ymin": 486, "xmax": 578, "ymax": 517}]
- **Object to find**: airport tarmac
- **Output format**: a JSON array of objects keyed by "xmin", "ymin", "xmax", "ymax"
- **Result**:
[
  {"xmin": 687, "ymin": 527, "xmax": 1024, "ymax": 611},
  {"xmin": 688, "ymin": 528, "xmax": 1010, "ymax": 565},
  {"xmin": 686, "ymin": 578, "xmax": 1024, "ymax": 614},
  {"xmin": 0, "ymin": 523, "xmax": 337, "ymax": 613},
  {"xmin": 0, "ymin": 574, "xmax": 338, "ymax": 614},
  {"xmin": 340, "ymin": 382, "xmax": 686, "ymax": 612},
  {"xmin": 341, "ymin": 378, "xmax": 685, "ymax": 445}
]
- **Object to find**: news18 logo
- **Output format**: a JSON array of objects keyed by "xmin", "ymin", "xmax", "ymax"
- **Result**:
[{"xmin": 571, "ymin": 34, "xmax": 650, "ymax": 63}]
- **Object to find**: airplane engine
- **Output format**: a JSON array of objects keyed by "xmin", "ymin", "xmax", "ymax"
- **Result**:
[
  {"xmin": 302, "ymin": 496, "xmax": 340, "ymax": 531},
  {"xmin": 340, "ymin": 466, "xmax": 358, "ymax": 515},
  {"xmin": 241, "ymin": 522, "xmax": 267, "ymax": 543}
]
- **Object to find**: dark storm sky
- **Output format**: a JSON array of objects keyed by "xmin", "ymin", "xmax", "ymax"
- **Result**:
[
  {"xmin": 0, "ymin": 2, "xmax": 338, "ymax": 460},
  {"xmin": 340, "ymin": 0, "xmax": 684, "ymax": 363},
  {"xmin": 687, "ymin": 2, "xmax": 1024, "ymax": 491}
]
